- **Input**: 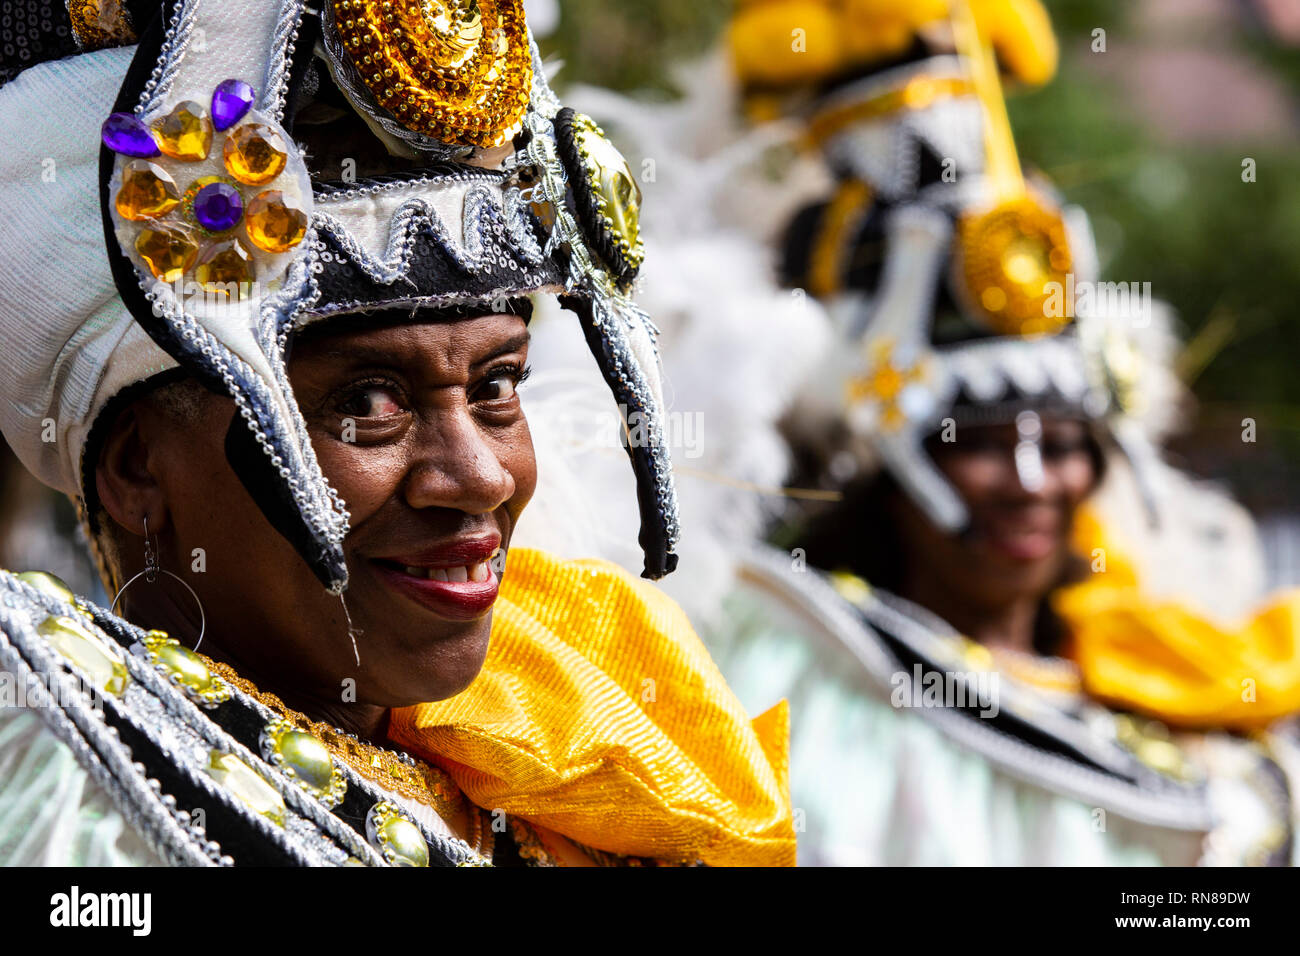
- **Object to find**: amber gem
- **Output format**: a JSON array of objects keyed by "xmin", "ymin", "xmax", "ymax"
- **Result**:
[
  {"xmin": 135, "ymin": 224, "xmax": 199, "ymax": 282},
  {"xmin": 244, "ymin": 190, "xmax": 307, "ymax": 253},
  {"xmin": 152, "ymin": 100, "xmax": 213, "ymax": 161},
  {"xmin": 115, "ymin": 160, "xmax": 181, "ymax": 221},
  {"xmin": 194, "ymin": 239, "xmax": 254, "ymax": 296},
  {"xmin": 223, "ymin": 123, "xmax": 288, "ymax": 185}
]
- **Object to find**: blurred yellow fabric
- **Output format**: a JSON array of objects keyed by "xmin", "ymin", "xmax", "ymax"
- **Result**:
[
  {"xmin": 1057, "ymin": 510, "xmax": 1300, "ymax": 730},
  {"xmin": 388, "ymin": 548, "xmax": 796, "ymax": 866},
  {"xmin": 728, "ymin": 0, "xmax": 1057, "ymax": 90}
]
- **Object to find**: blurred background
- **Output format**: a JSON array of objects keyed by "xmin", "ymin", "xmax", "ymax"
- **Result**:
[
  {"xmin": 535, "ymin": 0, "xmax": 1300, "ymax": 586},
  {"xmin": 2, "ymin": 0, "xmax": 1298, "ymax": 595}
]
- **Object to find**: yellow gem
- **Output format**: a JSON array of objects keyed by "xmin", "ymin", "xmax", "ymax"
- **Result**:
[
  {"xmin": 380, "ymin": 817, "xmax": 429, "ymax": 867},
  {"xmin": 223, "ymin": 123, "xmax": 288, "ymax": 185},
  {"xmin": 244, "ymin": 190, "xmax": 307, "ymax": 253},
  {"xmin": 115, "ymin": 160, "xmax": 181, "ymax": 221},
  {"xmin": 135, "ymin": 224, "xmax": 199, "ymax": 283},
  {"xmin": 36, "ymin": 615, "xmax": 130, "ymax": 697},
  {"xmin": 16, "ymin": 570, "xmax": 78, "ymax": 607},
  {"xmin": 152, "ymin": 100, "xmax": 213, "ymax": 161},
  {"xmin": 194, "ymin": 239, "xmax": 254, "ymax": 296},
  {"xmin": 143, "ymin": 631, "xmax": 215, "ymax": 693},
  {"xmin": 573, "ymin": 115, "xmax": 643, "ymax": 268},
  {"xmin": 276, "ymin": 729, "xmax": 336, "ymax": 792},
  {"xmin": 207, "ymin": 751, "xmax": 286, "ymax": 826}
]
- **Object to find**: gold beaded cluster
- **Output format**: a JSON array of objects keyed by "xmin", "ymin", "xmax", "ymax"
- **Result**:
[
  {"xmin": 202, "ymin": 656, "xmax": 468, "ymax": 823},
  {"xmin": 331, "ymin": 0, "xmax": 533, "ymax": 149},
  {"xmin": 956, "ymin": 196, "xmax": 1073, "ymax": 338}
]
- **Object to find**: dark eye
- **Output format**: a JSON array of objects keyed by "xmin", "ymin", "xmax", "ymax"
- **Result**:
[
  {"xmin": 338, "ymin": 384, "xmax": 405, "ymax": 418},
  {"xmin": 476, "ymin": 364, "xmax": 529, "ymax": 403}
]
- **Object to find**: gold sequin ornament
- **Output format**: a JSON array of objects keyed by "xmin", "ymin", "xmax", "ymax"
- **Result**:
[
  {"xmin": 223, "ymin": 123, "xmax": 288, "ymax": 185},
  {"xmin": 135, "ymin": 223, "xmax": 200, "ymax": 282},
  {"xmin": 152, "ymin": 100, "xmax": 213, "ymax": 161},
  {"xmin": 194, "ymin": 239, "xmax": 254, "ymax": 296},
  {"xmin": 115, "ymin": 160, "xmax": 181, "ymax": 221},
  {"xmin": 244, "ymin": 190, "xmax": 308, "ymax": 253},
  {"xmin": 956, "ymin": 197, "xmax": 1073, "ymax": 337},
  {"xmin": 68, "ymin": 0, "xmax": 138, "ymax": 52},
  {"xmin": 328, "ymin": 0, "xmax": 533, "ymax": 149}
]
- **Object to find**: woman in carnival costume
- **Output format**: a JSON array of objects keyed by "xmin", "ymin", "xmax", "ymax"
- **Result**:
[
  {"xmin": 0, "ymin": 0, "xmax": 794, "ymax": 866},
  {"xmin": 541, "ymin": 0, "xmax": 1300, "ymax": 865},
  {"xmin": 705, "ymin": 0, "xmax": 1300, "ymax": 866}
]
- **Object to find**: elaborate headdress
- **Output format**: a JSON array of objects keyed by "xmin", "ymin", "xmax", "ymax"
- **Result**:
[
  {"xmin": 730, "ymin": 0, "xmax": 1178, "ymax": 531},
  {"xmin": 0, "ymin": 0, "xmax": 679, "ymax": 591}
]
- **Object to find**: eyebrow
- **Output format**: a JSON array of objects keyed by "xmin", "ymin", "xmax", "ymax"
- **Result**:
[
  {"xmin": 306, "ymin": 329, "xmax": 531, "ymax": 370},
  {"xmin": 473, "ymin": 329, "xmax": 531, "ymax": 365}
]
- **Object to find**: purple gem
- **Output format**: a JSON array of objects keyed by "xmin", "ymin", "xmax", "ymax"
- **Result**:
[
  {"xmin": 101, "ymin": 112, "xmax": 160, "ymax": 157},
  {"xmin": 193, "ymin": 181, "xmax": 244, "ymax": 232},
  {"xmin": 211, "ymin": 79, "xmax": 256, "ymax": 131}
]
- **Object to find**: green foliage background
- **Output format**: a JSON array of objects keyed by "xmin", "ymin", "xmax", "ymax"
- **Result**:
[{"xmin": 539, "ymin": 0, "xmax": 1300, "ymax": 507}]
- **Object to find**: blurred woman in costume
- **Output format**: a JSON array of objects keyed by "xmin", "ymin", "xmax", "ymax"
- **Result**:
[
  {"xmin": 531, "ymin": 0, "xmax": 1300, "ymax": 865},
  {"xmin": 0, "ymin": 0, "xmax": 793, "ymax": 867},
  {"xmin": 704, "ymin": 0, "xmax": 1300, "ymax": 865}
]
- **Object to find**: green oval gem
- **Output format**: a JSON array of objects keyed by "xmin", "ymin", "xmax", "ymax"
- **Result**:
[
  {"xmin": 381, "ymin": 818, "xmax": 429, "ymax": 867},
  {"xmin": 207, "ymin": 751, "xmax": 286, "ymax": 827},
  {"xmin": 17, "ymin": 571, "xmax": 78, "ymax": 607},
  {"xmin": 37, "ymin": 615, "xmax": 130, "ymax": 697},
  {"xmin": 277, "ymin": 730, "xmax": 335, "ymax": 792}
]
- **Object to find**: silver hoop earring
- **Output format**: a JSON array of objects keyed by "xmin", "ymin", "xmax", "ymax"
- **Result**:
[{"xmin": 110, "ymin": 517, "xmax": 206, "ymax": 652}]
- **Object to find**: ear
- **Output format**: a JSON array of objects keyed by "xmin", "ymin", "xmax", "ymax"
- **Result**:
[{"xmin": 94, "ymin": 401, "xmax": 168, "ymax": 539}]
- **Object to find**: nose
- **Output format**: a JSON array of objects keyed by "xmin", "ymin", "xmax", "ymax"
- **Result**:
[{"xmin": 402, "ymin": 404, "xmax": 516, "ymax": 515}]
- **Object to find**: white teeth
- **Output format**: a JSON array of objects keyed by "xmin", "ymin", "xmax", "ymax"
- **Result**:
[{"xmin": 399, "ymin": 562, "xmax": 493, "ymax": 583}]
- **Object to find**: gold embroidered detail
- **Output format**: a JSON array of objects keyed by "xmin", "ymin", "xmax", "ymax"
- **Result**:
[
  {"xmin": 202, "ymin": 656, "xmax": 469, "ymax": 823},
  {"xmin": 329, "ymin": 0, "xmax": 532, "ymax": 149}
]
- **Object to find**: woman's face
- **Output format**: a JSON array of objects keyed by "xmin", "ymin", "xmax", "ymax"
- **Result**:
[
  {"xmin": 896, "ymin": 415, "xmax": 1098, "ymax": 613},
  {"xmin": 111, "ymin": 312, "xmax": 536, "ymax": 712}
]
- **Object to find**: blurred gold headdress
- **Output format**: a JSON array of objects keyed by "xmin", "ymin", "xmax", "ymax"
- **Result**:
[{"xmin": 728, "ymin": 0, "xmax": 1058, "ymax": 92}]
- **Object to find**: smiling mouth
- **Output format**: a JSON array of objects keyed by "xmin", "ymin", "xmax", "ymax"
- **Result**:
[
  {"xmin": 370, "ymin": 542, "xmax": 505, "ymax": 622},
  {"xmin": 385, "ymin": 559, "xmax": 494, "ymax": 583}
]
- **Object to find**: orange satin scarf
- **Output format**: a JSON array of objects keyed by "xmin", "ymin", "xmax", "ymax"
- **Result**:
[
  {"xmin": 388, "ymin": 548, "xmax": 796, "ymax": 866},
  {"xmin": 1057, "ymin": 510, "xmax": 1300, "ymax": 730}
]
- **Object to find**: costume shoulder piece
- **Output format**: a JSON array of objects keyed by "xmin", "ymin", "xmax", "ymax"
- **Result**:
[
  {"xmin": 389, "ymin": 547, "xmax": 797, "ymax": 867},
  {"xmin": 734, "ymin": 547, "xmax": 1294, "ymax": 865},
  {"xmin": 0, "ymin": 569, "xmax": 497, "ymax": 866}
]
